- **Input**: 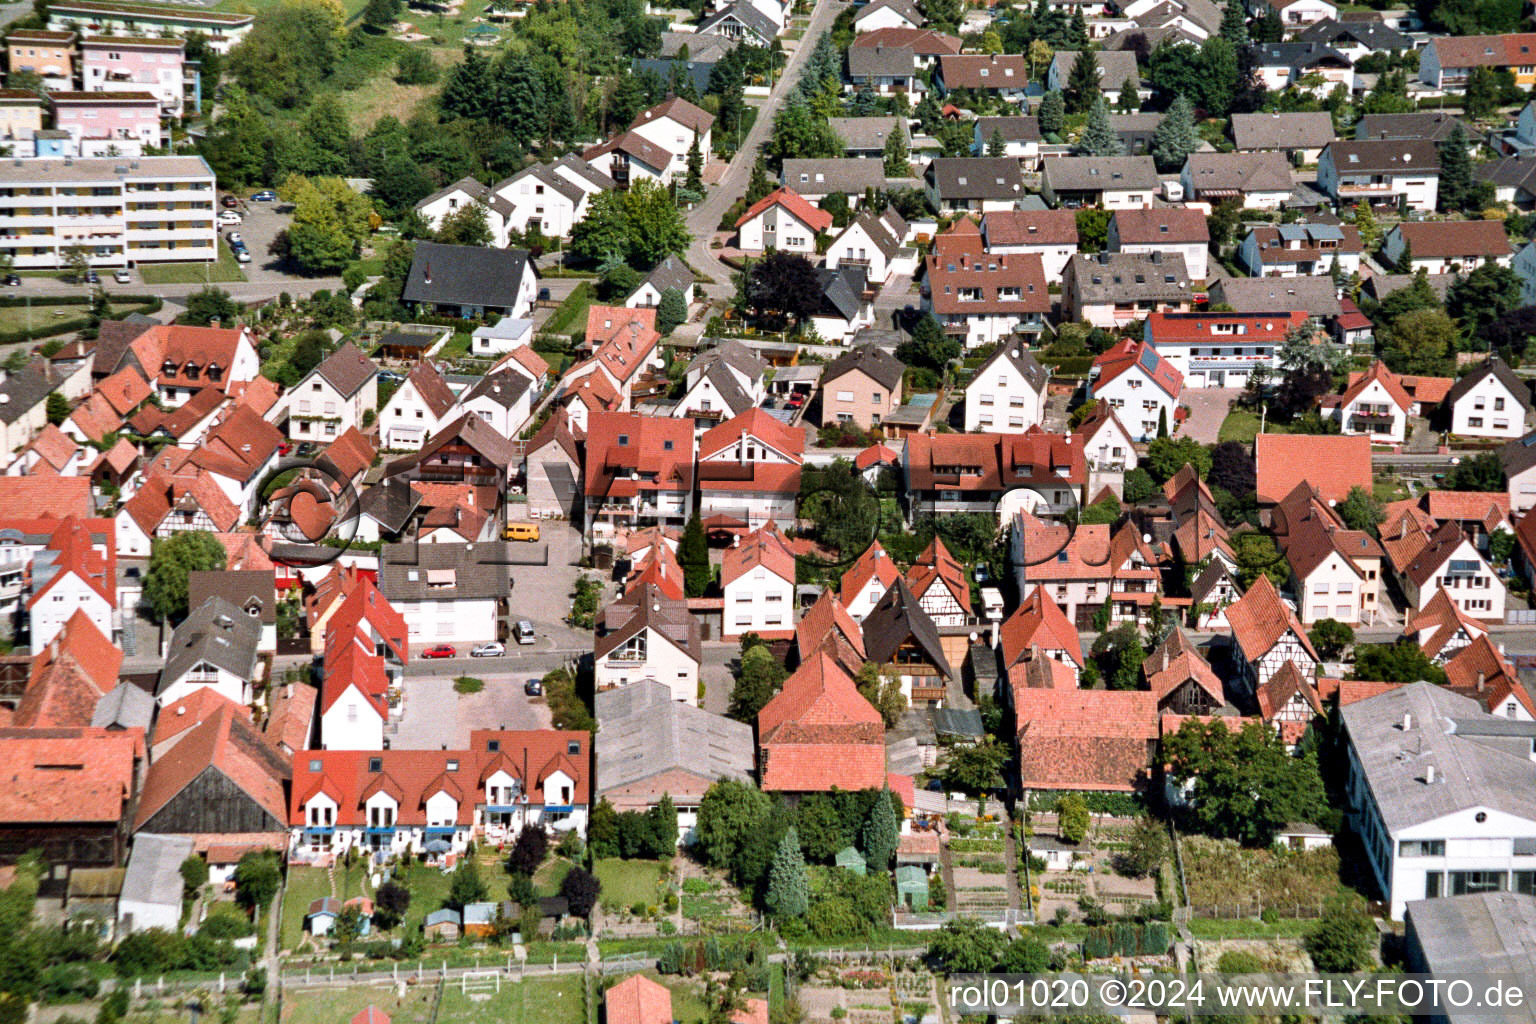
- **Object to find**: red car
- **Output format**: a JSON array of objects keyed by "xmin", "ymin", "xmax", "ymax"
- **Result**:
[
  {"xmin": 421, "ymin": 644, "xmax": 457, "ymax": 659},
  {"xmin": 786, "ymin": 394, "xmax": 805, "ymax": 409},
  {"xmin": 276, "ymin": 442, "xmax": 293, "ymax": 455}
]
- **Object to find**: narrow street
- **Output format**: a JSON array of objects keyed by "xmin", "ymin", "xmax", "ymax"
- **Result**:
[{"xmin": 685, "ymin": 0, "xmax": 846, "ymax": 301}]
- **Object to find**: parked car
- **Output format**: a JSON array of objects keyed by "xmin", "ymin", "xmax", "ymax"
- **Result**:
[
  {"xmin": 227, "ymin": 232, "xmax": 243, "ymax": 246},
  {"xmin": 421, "ymin": 644, "xmax": 457, "ymax": 659},
  {"xmin": 537, "ymin": 287, "xmax": 551, "ymax": 302},
  {"xmin": 276, "ymin": 442, "xmax": 293, "ymax": 455},
  {"xmin": 221, "ymin": 195, "xmax": 240, "ymax": 209},
  {"xmin": 234, "ymin": 250, "xmax": 252, "ymax": 264},
  {"xmin": 251, "ymin": 190, "xmax": 277, "ymax": 202},
  {"xmin": 218, "ymin": 210, "xmax": 242, "ymax": 226},
  {"xmin": 2, "ymin": 274, "xmax": 19, "ymax": 287},
  {"xmin": 524, "ymin": 678, "xmax": 543, "ymax": 696},
  {"xmin": 113, "ymin": 268, "xmax": 131, "ymax": 284},
  {"xmin": 471, "ymin": 641, "xmax": 505, "ymax": 658},
  {"xmin": 786, "ymin": 394, "xmax": 805, "ymax": 409},
  {"xmin": 514, "ymin": 620, "xmax": 536, "ymax": 645},
  {"xmin": 84, "ymin": 270, "xmax": 99, "ymax": 284},
  {"xmin": 296, "ymin": 442, "xmax": 318, "ymax": 457},
  {"xmin": 377, "ymin": 370, "xmax": 404, "ymax": 383}
]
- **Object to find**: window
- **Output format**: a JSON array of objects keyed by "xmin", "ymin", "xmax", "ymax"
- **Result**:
[
  {"xmin": 1496, "ymin": 397, "xmax": 1506, "ymax": 411},
  {"xmin": 1398, "ymin": 839, "xmax": 1444, "ymax": 858},
  {"xmin": 1469, "ymin": 417, "xmax": 1484, "ymax": 428},
  {"xmin": 1450, "ymin": 870, "xmax": 1506, "ymax": 895},
  {"xmin": 368, "ymin": 757, "xmax": 383, "ymax": 772}
]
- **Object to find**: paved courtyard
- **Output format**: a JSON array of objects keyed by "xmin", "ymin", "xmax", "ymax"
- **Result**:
[
  {"xmin": 1178, "ymin": 388, "xmax": 1242, "ymax": 445},
  {"xmin": 391, "ymin": 670, "xmax": 554, "ymax": 750}
]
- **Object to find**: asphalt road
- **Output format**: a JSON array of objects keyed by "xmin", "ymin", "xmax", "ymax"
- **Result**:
[{"xmin": 684, "ymin": 0, "xmax": 846, "ymax": 301}]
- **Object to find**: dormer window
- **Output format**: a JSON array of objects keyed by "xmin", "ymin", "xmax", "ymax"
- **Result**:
[
  {"xmin": 567, "ymin": 740, "xmax": 581, "ymax": 755},
  {"xmin": 161, "ymin": 358, "xmax": 177, "ymax": 375},
  {"xmin": 368, "ymin": 757, "xmax": 382, "ymax": 772},
  {"xmin": 206, "ymin": 363, "xmax": 222, "ymax": 380}
]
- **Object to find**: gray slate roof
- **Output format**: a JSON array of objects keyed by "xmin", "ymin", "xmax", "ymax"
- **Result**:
[
  {"xmin": 1247, "ymin": 40, "xmax": 1351, "ymax": 70},
  {"xmin": 120, "ymin": 834, "xmax": 195, "ymax": 913},
  {"xmin": 823, "ymin": 343, "xmax": 905, "ymax": 391},
  {"xmin": 686, "ymin": 338, "xmax": 766, "ymax": 386},
  {"xmin": 493, "ymin": 163, "xmax": 584, "ymax": 207},
  {"xmin": 1446, "ymin": 357, "xmax": 1533, "ymax": 413},
  {"xmin": 925, "ymin": 157, "xmax": 1025, "ymax": 201},
  {"xmin": 1065, "ymin": 252, "xmax": 1192, "ymax": 305},
  {"xmin": 817, "ymin": 265, "xmax": 868, "ymax": 322},
  {"xmin": 1406, "ymin": 891, "xmax": 1536, "ymax": 995},
  {"xmin": 460, "ymin": 368, "xmax": 534, "ymax": 412},
  {"xmin": 1042, "ymin": 155, "xmax": 1159, "ymax": 193},
  {"xmin": 847, "ymin": 41, "xmax": 916, "ymax": 79},
  {"xmin": 698, "ymin": 0, "xmax": 775, "ymax": 41},
  {"xmin": 594, "ymin": 679, "xmax": 754, "ymax": 794},
  {"xmin": 310, "ymin": 342, "xmax": 378, "ymax": 398},
  {"xmin": 158, "ymin": 596, "xmax": 263, "ymax": 695},
  {"xmin": 828, "ymin": 115, "xmax": 906, "ymax": 153},
  {"xmin": 188, "ymin": 569, "xmax": 276, "ymax": 626},
  {"xmin": 593, "ymin": 583, "xmax": 700, "ymax": 662},
  {"xmin": 1295, "ymin": 16, "xmax": 1413, "ymax": 52},
  {"xmin": 379, "ymin": 541, "xmax": 514, "ymax": 601},
  {"xmin": 413, "ymin": 176, "xmax": 513, "ymax": 220},
  {"xmin": 1206, "ymin": 276, "xmax": 1342, "ymax": 316},
  {"xmin": 1355, "ymin": 111, "xmax": 1470, "ymax": 143},
  {"xmin": 854, "ymin": 0, "xmax": 921, "ymax": 25},
  {"xmin": 1049, "ymin": 50, "xmax": 1141, "ymax": 90},
  {"xmin": 359, "ymin": 477, "xmax": 422, "ymax": 533},
  {"xmin": 0, "ymin": 365, "xmax": 56, "ymax": 424},
  {"xmin": 1184, "ymin": 151, "xmax": 1294, "ymax": 193},
  {"xmin": 1340, "ymin": 680, "xmax": 1536, "ymax": 832},
  {"xmin": 403, "ymin": 241, "xmax": 535, "ymax": 311},
  {"xmin": 1230, "ymin": 111, "xmax": 1336, "ymax": 151},
  {"xmin": 973, "ymin": 115, "xmax": 1041, "ymax": 145},
  {"xmin": 1325, "ymin": 138, "xmax": 1441, "ymax": 174},
  {"xmin": 639, "ymin": 256, "xmax": 695, "ymax": 297},
  {"xmin": 93, "ymin": 682, "xmax": 155, "ymax": 731}
]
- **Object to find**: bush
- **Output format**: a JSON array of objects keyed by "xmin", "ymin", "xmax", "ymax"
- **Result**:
[{"xmin": 200, "ymin": 903, "xmax": 255, "ymax": 939}]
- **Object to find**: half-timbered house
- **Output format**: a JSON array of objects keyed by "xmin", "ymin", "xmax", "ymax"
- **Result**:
[{"xmin": 1226, "ymin": 575, "xmax": 1320, "ymax": 691}]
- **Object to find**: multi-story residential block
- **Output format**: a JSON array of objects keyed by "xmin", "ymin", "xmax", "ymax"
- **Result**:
[
  {"xmin": 1318, "ymin": 139, "xmax": 1440, "ymax": 211},
  {"xmin": 46, "ymin": 0, "xmax": 253, "ymax": 53},
  {"xmin": 963, "ymin": 342, "xmax": 1047, "ymax": 433},
  {"xmin": 79, "ymin": 36, "xmax": 184, "ymax": 117},
  {"xmin": 49, "ymin": 92, "xmax": 163, "ymax": 153},
  {"xmin": 0, "ymin": 155, "xmax": 216, "ymax": 270},
  {"xmin": 583, "ymin": 411, "xmax": 695, "ymax": 535},
  {"xmin": 905, "ymin": 428, "xmax": 1084, "ymax": 518},
  {"xmin": 721, "ymin": 524, "xmax": 797, "ymax": 640},
  {"xmin": 288, "ymin": 731, "xmax": 590, "ymax": 862},
  {"xmin": 1143, "ymin": 310, "xmax": 1312, "ymax": 388},
  {"xmin": 1342, "ymin": 681, "xmax": 1536, "ymax": 918},
  {"xmin": 924, "ymin": 225, "xmax": 1049, "ymax": 348},
  {"xmin": 697, "ymin": 409, "xmax": 803, "ymax": 529},
  {"xmin": 8, "ymin": 30, "xmax": 75, "ymax": 90},
  {"xmin": 378, "ymin": 541, "xmax": 510, "ymax": 645}
]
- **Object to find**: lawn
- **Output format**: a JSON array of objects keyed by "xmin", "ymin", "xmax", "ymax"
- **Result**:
[
  {"xmin": 395, "ymin": 860, "xmax": 455, "ymax": 934},
  {"xmin": 281, "ymin": 983, "xmax": 437, "ymax": 1024},
  {"xmin": 138, "ymin": 240, "xmax": 248, "ymax": 285},
  {"xmin": 437, "ymin": 976, "xmax": 586, "ymax": 1024},
  {"xmin": 592, "ymin": 858, "xmax": 667, "ymax": 910},
  {"xmin": 534, "ymin": 856, "xmax": 573, "ymax": 897},
  {"xmin": 1373, "ymin": 474, "xmax": 1410, "ymax": 503},
  {"xmin": 280, "ymin": 866, "xmax": 333, "ymax": 952},
  {"xmin": 1187, "ymin": 917, "xmax": 1318, "ymax": 939},
  {"xmin": 0, "ymin": 302, "xmax": 91, "ymax": 337},
  {"xmin": 1217, "ymin": 408, "xmax": 1288, "ymax": 443},
  {"xmin": 545, "ymin": 281, "xmax": 595, "ymax": 337}
]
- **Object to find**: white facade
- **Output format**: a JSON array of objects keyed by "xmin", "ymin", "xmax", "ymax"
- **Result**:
[
  {"xmin": 723, "ymin": 562, "xmax": 796, "ymax": 638},
  {"xmin": 379, "ymin": 377, "xmax": 449, "ymax": 450},
  {"xmin": 491, "ymin": 171, "xmax": 582, "ymax": 240},
  {"xmin": 629, "ymin": 113, "xmax": 712, "ymax": 168},
  {"xmin": 29, "ymin": 572, "xmax": 111, "ymax": 650},
  {"xmin": 417, "ymin": 189, "xmax": 508, "ymax": 248},
  {"xmin": 157, "ymin": 665, "xmax": 250, "ymax": 710},
  {"xmin": 983, "ymin": 239, "xmax": 1074, "ymax": 280},
  {"xmin": 288, "ymin": 366, "xmax": 375, "ymax": 444},
  {"xmin": 825, "ymin": 219, "xmax": 906, "ymax": 285},
  {"xmin": 319, "ymin": 686, "xmax": 386, "ymax": 751},
  {"xmin": 594, "ymin": 626, "xmax": 699, "ymax": 704},
  {"xmin": 392, "ymin": 597, "xmax": 500, "ymax": 645},
  {"xmin": 456, "ymin": 385, "xmax": 532, "ymax": 440},
  {"xmin": 854, "ymin": 2, "xmax": 920, "ymax": 31},
  {"xmin": 963, "ymin": 354, "xmax": 1047, "ymax": 433},
  {"xmin": 1092, "ymin": 368, "xmax": 1179, "ymax": 442},
  {"xmin": 1318, "ymin": 150, "xmax": 1438, "ymax": 212},
  {"xmin": 737, "ymin": 202, "xmax": 823, "ymax": 253},
  {"xmin": 1335, "ymin": 377, "xmax": 1409, "ymax": 443},
  {"xmin": 1403, "ymin": 539, "xmax": 1505, "ymax": 621},
  {"xmin": 1295, "ymin": 549, "xmax": 1367, "ymax": 625},
  {"xmin": 1452, "ymin": 374, "xmax": 1528, "ymax": 440}
]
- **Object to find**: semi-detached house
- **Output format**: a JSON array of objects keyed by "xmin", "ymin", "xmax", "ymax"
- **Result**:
[
  {"xmin": 1382, "ymin": 220, "xmax": 1513, "ymax": 276},
  {"xmin": 1090, "ymin": 338, "xmax": 1183, "ymax": 442},
  {"xmin": 286, "ymin": 342, "xmax": 376, "ymax": 444},
  {"xmin": 923, "ymin": 232, "xmax": 1049, "ymax": 348},
  {"xmin": 1040, "ymin": 156, "xmax": 1158, "ymax": 209},
  {"xmin": 980, "ymin": 209, "xmax": 1077, "ymax": 279},
  {"xmin": 697, "ymin": 408, "xmax": 803, "ymax": 529},
  {"xmin": 1180, "ymin": 151, "xmax": 1295, "ymax": 209},
  {"xmin": 1107, "ymin": 207, "xmax": 1210, "ymax": 282},
  {"xmin": 1318, "ymin": 139, "xmax": 1440, "ymax": 212},
  {"xmin": 1062, "ymin": 252, "xmax": 1193, "ymax": 329},
  {"xmin": 378, "ymin": 541, "xmax": 511, "ymax": 646},
  {"xmin": 1419, "ymin": 32, "xmax": 1536, "ymax": 90}
]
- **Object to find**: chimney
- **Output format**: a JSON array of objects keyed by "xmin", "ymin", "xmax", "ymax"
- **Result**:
[
  {"xmin": 1402, "ymin": 712, "xmax": 1413, "ymax": 730},
  {"xmin": 1425, "ymin": 764, "xmax": 1436, "ymax": 784},
  {"xmin": 1478, "ymin": 671, "xmax": 1486, "ymax": 692}
]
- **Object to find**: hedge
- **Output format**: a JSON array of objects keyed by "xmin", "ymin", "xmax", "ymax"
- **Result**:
[
  {"xmin": 0, "ymin": 294, "xmax": 162, "ymax": 345},
  {"xmin": 1040, "ymin": 355, "xmax": 1095, "ymax": 376}
]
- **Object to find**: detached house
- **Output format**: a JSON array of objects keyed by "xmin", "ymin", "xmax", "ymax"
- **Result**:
[
  {"xmin": 734, "ymin": 187, "xmax": 832, "ymax": 254},
  {"xmin": 402, "ymin": 242, "xmax": 538, "ymax": 319},
  {"xmin": 1074, "ymin": 402, "xmax": 1139, "ymax": 473},
  {"xmin": 825, "ymin": 207, "xmax": 914, "ymax": 286},
  {"xmin": 583, "ymin": 411, "xmax": 695, "ymax": 534},
  {"xmin": 1319, "ymin": 359, "xmax": 1417, "ymax": 443},
  {"xmin": 677, "ymin": 341, "xmax": 767, "ymax": 428},
  {"xmin": 905, "ymin": 536, "xmax": 972, "ymax": 627},
  {"xmin": 1419, "ymin": 33, "xmax": 1536, "ymax": 90},
  {"xmin": 287, "ymin": 342, "xmax": 376, "ymax": 445},
  {"xmin": 820, "ymin": 344, "xmax": 905, "ymax": 431},
  {"xmin": 999, "ymin": 585, "xmax": 1083, "ymax": 680},
  {"xmin": 156, "ymin": 596, "xmax": 263, "ymax": 708},
  {"xmin": 1230, "ymin": 111, "xmax": 1336, "ymax": 163},
  {"xmin": 1225, "ymin": 574, "xmax": 1320, "ymax": 690},
  {"xmin": 1040, "ymin": 155, "xmax": 1158, "ymax": 209},
  {"xmin": 1107, "ymin": 208, "xmax": 1210, "ymax": 281},
  {"xmin": 594, "ymin": 583, "xmax": 701, "ymax": 703},
  {"xmin": 378, "ymin": 541, "xmax": 511, "ymax": 645},
  {"xmin": 861, "ymin": 577, "xmax": 954, "ymax": 705},
  {"xmin": 840, "ymin": 541, "xmax": 901, "ymax": 621},
  {"xmin": 1144, "ymin": 310, "xmax": 1312, "ymax": 388},
  {"xmin": 1247, "ymin": 41, "xmax": 1353, "ymax": 95},
  {"xmin": 379, "ymin": 362, "xmax": 456, "ymax": 451},
  {"xmin": 1382, "ymin": 221, "xmax": 1514, "ymax": 276},
  {"xmin": 962, "ymin": 343, "xmax": 1048, "ymax": 433},
  {"xmin": 721, "ymin": 524, "xmax": 798, "ymax": 640},
  {"xmin": 1386, "ymin": 519, "xmax": 1506, "ymax": 621},
  {"xmin": 934, "ymin": 54, "xmax": 1029, "ymax": 101},
  {"xmin": 1180, "ymin": 151, "xmax": 1295, "ymax": 209},
  {"xmin": 1447, "ymin": 357, "xmax": 1533, "ymax": 440},
  {"xmin": 1272, "ymin": 483, "xmax": 1386, "ymax": 626},
  {"xmin": 1239, "ymin": 222, "xmax": 1364, "ymax": 279},
  {"xmin": 1317, "ymin": 140, "xmax": 1440, "ymax": 212},
  {"xmin": 626, "ymin": 96, "xmax": 714, "ymax": 176},
  {"xmin": 697, "ymin": 409, "xmax": 803, "ymax": 529},
  {"xmin": 923, "ymin": 157, "xmax": 1026, "ymax": 213},
  {"xmin": 26, "ymin": 517, "xmax": 114, "ymax": 650},
  {"xmin": 414, "ymin": 177, "xmax": 514, "ymax": 248},
  {"xmin": 1090, "ymin": 338, "xmax": 1183, "ymax": 442}
]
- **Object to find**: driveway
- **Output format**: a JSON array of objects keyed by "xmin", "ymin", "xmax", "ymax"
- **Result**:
[
  {"xmin": 391, "ymin": 671, "xmax": 553, "ymax": 750},
  {"xmin": 1177, "ymin": 387, "xmax": 1241, "ymax": 445}
]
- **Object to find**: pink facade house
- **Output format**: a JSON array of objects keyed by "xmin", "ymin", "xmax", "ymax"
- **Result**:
[
  {"xmin": 79, "ymin": 36, "xmax": 183, "ymax": 117},
  {"xmin": 50, "ymin": 91, "xmax": 163, "ymax": 151}
]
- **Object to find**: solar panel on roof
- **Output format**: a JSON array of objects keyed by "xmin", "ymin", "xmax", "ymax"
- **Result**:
[{"xmin": 1137, "ymin": 347, "xmax": 1159, "ymax": 373}]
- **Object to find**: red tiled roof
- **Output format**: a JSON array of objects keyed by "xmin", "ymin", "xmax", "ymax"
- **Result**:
[
  {"xmin": 1390, "ymin": 219, "xmax": 1513, "ymax": 259},
  {"xmin": 1424, "ymin": 490, "xmax": 1509, "ymax": 524},
  {"xmin": 1226, "ymin": 575, "xmax": 1319, "ymax": 664},
  {"xmin": 0, "ymin": 726, "xmax": 142, "ymax": 825},
  {"xmin": 1013, "ymin": 688, "xmax": 1157, "ymax": 792},
  {"xmin": 848, "ymin": 26, "xmax": 962, "ymax": 54},
  {"xmin": 584, "ymin": 412, "xmax": 694, "ymax": 500},
  {"xmin": 1254, "ymin": 433, "xmax": 1371, "ymax": 504},
  {"xmin": 926, "ymin": 248, "xmax": 1050, "ymax": 316},
  {"xmin": 1093, "ymin": 338, "xmax": 1182, "ymax": 399},
  {"xmin": 1255, "ymin": 660, "xmax": 1323, "ymax": 721},
  {"xmin": 121, "ymin": 470, "xmax": 241, "ymax": 535},
  {"xmin": 320, "ymin": 642, "xmax": 390, "ymax": 719},
  {"xmin": 325, "ymin": 577, "xmax": 409, "ymax": 665},
  {"xmin": 1000, "ymin": 585, "xmax": 1082, "ymax": 668},
  {"xmin": 0, "ymin": 476, "xmax": 92, "ymax": 519},
  {"xmin": 982, "ymin": 209, "xmax": 1077, "ymax": 246},
  {"xmin": 97, "ymin": 366, "xmax": 152, "ymax": 416},
  {"xmin": 905, "ymin": 427, "xmax": 1085, "ymax": 493},
  {"xmin": 264, "ymin": 680, "xmax": 317, "ymax": 753},
  {"xmin": 606, "ymin": 975, "xmax": 673, "ymax": 1024},
  {"xmin": 854, "ymin": 443, "xmax": 900, "ymax": 470},
  {"xmin": 734, "ymin": 186, "xmax": 833, "ymax": 234},
  {"xmin": 289, "ymin": 730, "xmax": 591, "ymax": 826},
  {"xmin": 1328, "ymin": 359, "xmax": 1413, "ymax": 415},
  {"xmin": 795, "ymin": 589, "xmax": 867, "ymax": 664},
  {"xmin": 1111, "ymin": 207, "xmax": 1209, "ymax": 245},
  {"xmin": 130, "ymin": 324, "xmax": 253, "ymax": 396},
  {"xmin": 1442, "ymin": 634, "xmax": 1529, "ymax": 717},
  {"xmin": 700, "ymin": 407, "xmax": 805, "ymax": 461},
  {"xmin": 1142, "ymin": 630, "xmax": 1222, "ymax": 704},
  {"xmin": 624, "ymin": 542, "xmax": 686, "ymax": 601},
  {"xmin": 839, "ymin": 540, "xmax": 901, "ymax": 607},
  {"xmin": 1404, "ymin": 587, "xmax": 1488, "ymax": 659},
  {"xmin": 759, "ymin": 652, "xmax": 884, "ymax": 792},
  {"xmin": 25, "ymin": 424, "xmax": 80, "ymax": 473},
  {"xmin": 13, "ymin": 610, "xmax": 121, "ymax": 728},
  {"xmin": 135, "ymin": 691, "xmax": 289, "ymax": 831},
  {"xmin": 937, "ymin": 53, "xmax": 1029, "ymax": 89},
  {"xmin": 1398, "ymin": 520, "xmax": 1479, "ymax": 588},
  {"xmin": 324, "ymin": 427, "xmax": 376, "ymax": 482},
  {"xmin": 1146, "ymin": 311, "xmax": 1310, "ymax": 346},
  {"xmin": 1429, "ymin": 32, "xmax": 1536, "ymax": 70},
  {"xmin": 1315, "ymin": 677, "xmax": 1404, "ymax": 706},
  {"xmin": 722, "ymin": 522, "xmax": 796, "ymax": 586},
  {"xmin": 904, "ymin": 535, "xmax": 970, "ymax": 614}
]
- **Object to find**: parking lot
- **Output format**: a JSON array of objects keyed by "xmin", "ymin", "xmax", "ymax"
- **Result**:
[
  {"xmin": 218, "ymin": 195, "xmax": 305, "ymax": 286},
  {"xmin": 390, "ymin": 669, "xmax": 555, "ymax": 750}
]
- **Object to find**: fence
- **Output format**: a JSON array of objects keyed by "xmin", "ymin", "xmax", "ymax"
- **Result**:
[
  {"xmin": 1184, "ymin": 901, "xmax": 1329, "ymax": 920},
  {"xmin": 1508, "ymin": 610, "xmax": 1536, "ymax": 626}
]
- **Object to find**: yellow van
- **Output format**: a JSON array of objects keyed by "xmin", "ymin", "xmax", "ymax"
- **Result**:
[{"xmin": 504, "ymin": 521, "xmax": 540, "ymax": 542}]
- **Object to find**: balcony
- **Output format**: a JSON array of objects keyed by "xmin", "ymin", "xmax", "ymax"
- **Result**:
[{"xmin": 1336, "ymin": 181, "xmax": 1395, "ymax": 197}]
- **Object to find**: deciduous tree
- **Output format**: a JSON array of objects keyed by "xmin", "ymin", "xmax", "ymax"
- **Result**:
[
  {"xmin": 1162, "ymin": 719, "xmax": 1327, "ymax": 846},
  {"xmin": 144, "ymin": 531, "xmax": 227, "ymax": 623}
]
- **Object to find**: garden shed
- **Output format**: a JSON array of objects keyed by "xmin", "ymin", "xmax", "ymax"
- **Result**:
[
  {"xmin": 424, "ymin": 908, "xmax": 461, "ymax": 941},
  {"xmin": 835, "ymin": 846, "xmax": 867, "ymax": 876},
  {"xmin": 895, "ymin": 865, "xmax": 929, "ymax": 909}
]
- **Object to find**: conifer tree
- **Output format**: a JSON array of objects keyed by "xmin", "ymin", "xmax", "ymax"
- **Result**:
[
  {"xmin": 766, "ymin": 827, "xmax": 809, "ymax": 918},
  {"xmin": 860, "ymin": 789, "xmax": 899, "ymax": 871},
  {"xmin": 1078, "ymin": 95, "xmax": 1121, "ymax": 156}
]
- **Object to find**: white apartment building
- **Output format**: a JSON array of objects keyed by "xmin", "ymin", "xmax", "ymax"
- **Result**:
[{"xmin": 0, "ymin": 155, "xmax": 216, "ymax": 270}]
